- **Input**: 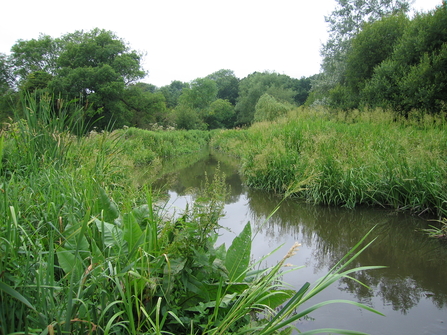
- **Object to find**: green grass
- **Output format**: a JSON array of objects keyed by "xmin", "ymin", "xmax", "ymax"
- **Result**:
[
  {"xmin": 210, "ymin": 107, "xmax": 447, "ymax": 217},
  {"xmin": 0, "ymin": 95, "xmax": 385, "ymax": 334}
]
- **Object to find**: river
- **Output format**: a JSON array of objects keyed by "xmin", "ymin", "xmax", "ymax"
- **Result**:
[{"xmin": 152, "ymin": 150, "xmax": 447, "ymax": 335}]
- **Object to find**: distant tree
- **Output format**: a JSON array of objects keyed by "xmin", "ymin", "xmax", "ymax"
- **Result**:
[
  {"xmin": 178, "ymin": 78, "xmax": 217, "ymax": 110},
  {"xmin": 204, "ymin": 99, "xmax": 236, "ymax": 129},
  {"xmin": 122, "ymin": 83, "xmax": 167, "ymax": 128},
  {"xmin": 174, "ymin": 105, "xmax": 206, "ymax": 130},
  {"xmin": 206, "ymin": 69, "xmax": 240, "ymax": 105},
  {"xmin": 290, "ymin": 76, "xmax": 314, "ymax": 106},
  {"xmin": 158, "ymin": 80, "xmax": 189, "ymax": 109},
  {"xmin": 0, "ymin": 53, "xmax": 14, "ymax": 93},
  {"xmin": 10, "ymin": 28, "xmax": 146, "ymax": 128},
  {"xmin": 0, "ymin": 53, "xmax": 17, "ymax": 123},
  {"xmin": 254, "ymin": 94, "xmax": 293, "ymax": 122},
  {"xmin": 362, "ymin": 3, "xmax": 447, "ymax": 114},
  {"xmin": 235, "ymin": 71, "xmax": 296, "ymax": 125},
  {"xmin": 313, "ymin": 0, "xmax": 411, "ymax": 103},
  {"xmin": 10, "ymin": 34, "xmax": 62, "ymax": 82}
]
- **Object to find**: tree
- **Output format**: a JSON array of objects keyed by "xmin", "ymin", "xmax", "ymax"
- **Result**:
[
  {"xmin": 10, "ymin": 34, "xmax": 62, "ymax": 82},
  {"xmin": 204, "ymin": 99, "xmax": 236, "ymax": 129},
  {"xmin": 122, "ymin": 83, "xmax": 167, "ymax": 128},
  {"xmin": 10, "ymin": 28, "xmax": 146, "ymax": 128},
  {"xmin": 20, "ymin": 70, "xmax": 53, "ymax": 93},
  {"xmin": 235, "ymin": 71, "xmax": 296, "ymax": 125},
  {"xmin": 0, "ymin": 53, "xmax": 14, "ymax": 94},
  {"xmin": 159, "ymin": 80, "xmax": 189, "ymax": 109},
  {"xmin": 206, "ymin": 69, "xmax": 240, "ymax": 105},
  {"xmin": 345, "ymin": 13, "xmax": 409, "ymax": 95},
  {"xmin": 362, "ymin": 3, "xmax": 447, "ymax": 114},
  {"xmin": 178, "ymin": 78, "xmax": 217, "ymax": 110},
  {"xmin": 313, "ymin": 0, "xmax": 410, "ymax": 103},
  {"xmin": 253, "ymin": 94, "xmax": 293, "ymax": 122},
  {"xmin": 290, "ymin": 76, "xmax": 314, "ymax": 106},
  {"xmin": 327, "ymin": 13, "xmax": 409, "ymax": 109},
  {"xmin": 0, "ymin": 53, "xmax": 17, "ymax": 123},
  {"xmin": 174, "ymin": 106, "xmax": 205, "ymax": 130}
]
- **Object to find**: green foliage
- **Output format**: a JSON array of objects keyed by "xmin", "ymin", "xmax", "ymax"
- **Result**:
[
  {"xmin": 20, "ymin": 70, "xmax": 53, "ymax": 93},
  {"xmin": 254, "ymin": 94, "xmax": 293, "ymax": 122},
  {"xmin": 10, "ymin": 28, "xmax": 147, "ymax": 129},
  {"xmin": 362, "ymin": 4, "xmax": 447, "ymax": 114},
  {"xmin": 345, "ymin": 13, "xmax": 409, "ymax": 96},
  {"xmin": 10, "ymin": 33, "xmax": 61, "ymax": 80},
  {"xmin": 205, "ymin": 99, "xmax": 236, "ymax": 129},
  {"xmin": 211, "ymin": 107, "xmax": 447, "ymax": 216},
  {"xmin": 174, "ymin": 105, "xmax": 207, "ymax": 130},
  {"xmin": 0, "ymin": 53, "xmax": 14, "ymax": 94},
  {"xmin": 178, "ymin": 78, "xmax": 218, "ymax": 110},
  {"xmin": 158, "ymin": 80, "xmax": 189, "ymax": 109},
  {"xmin": 172, "ymin": 77, "xmax": 237, "ymax": 130},
  {"xmin": 315, "ymin": 0, "xmax": 411, "ymax": 104},
  {"xmin": 319, "ymin": 2, "xmax": 447, "ymax": 115},
  {"xmin": 0, "ymin": 96, "xmax": 385, "ymax": 335},
  {"xmin": 122, "ymin": 83, "xmax": 168, "ymax": 128},
  {"xmin": 206, "ymin": 69, "xmax": 240, "ymax": 105},
  {"xmin": 235, "ymin": 71, "xmax": 297, "ymax": 125}
]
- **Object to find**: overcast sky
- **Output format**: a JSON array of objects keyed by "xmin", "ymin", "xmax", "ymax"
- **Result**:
[{"xmin": 0, "ymin": 0, "xmax": 441, "ymax": 87}]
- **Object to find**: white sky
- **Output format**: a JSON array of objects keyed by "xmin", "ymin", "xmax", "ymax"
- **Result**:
[{"xmin": 0, "ymin": 0, "xmax": 441, "ymax": 87}]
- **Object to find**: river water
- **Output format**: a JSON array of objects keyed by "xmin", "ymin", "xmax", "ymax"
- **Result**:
[{"xmin": 152, "ymin": 150, "xmax": 447, "ymax": 335}]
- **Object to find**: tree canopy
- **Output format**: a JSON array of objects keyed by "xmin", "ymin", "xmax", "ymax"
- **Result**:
[
  {"xmin": 316, "ymin": 2, "xmax": 447, "ymax": 115},
  {"xmin": 8, "ymin": 28, "xmax": 147, "ymax": 128},
  {"xmin": 234, "ymin": 71, "xmax": 298, "ymax": 125},
  {"xmin": 313, "ymin": 0, "xmax": 411, "ymax": 103}
]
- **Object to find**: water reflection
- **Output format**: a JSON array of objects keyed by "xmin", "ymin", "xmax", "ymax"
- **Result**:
[{"xmin": 151, "ymin": 151, "xmax": 447, "ymax": 334}]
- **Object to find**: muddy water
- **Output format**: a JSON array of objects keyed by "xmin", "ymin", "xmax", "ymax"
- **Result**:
[{"xmin": 153, "ymin": 151, "xmax": 447, "ymax": 335}]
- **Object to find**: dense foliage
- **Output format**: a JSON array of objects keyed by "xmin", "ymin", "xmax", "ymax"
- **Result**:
[
  {"xmin": 0, "ymin": 95, "xmax": 383, "ymax": 334},
  {"xmin": 211, "ymin": 107, "xmax": 447, "ymax": 217},
  {"xmin": 314, "ymin": 1, "xmax": 447, "ymax": 115},
  {"xmin": 0, "ymin": 32, "xmax": 314, "ymax": 130}
]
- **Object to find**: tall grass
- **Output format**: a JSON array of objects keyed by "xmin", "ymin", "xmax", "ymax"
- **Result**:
[
  {"xmin": 0, "ymin": 96, "xmax": 384, "ymax": 334},
  {"xmin": 211, "ymin": 107, "xmax": 447, "ymax": 217}
]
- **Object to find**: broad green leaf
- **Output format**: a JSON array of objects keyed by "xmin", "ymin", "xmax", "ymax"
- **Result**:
[
  {"xmin": 131, "ymin": 204, "xmax": 151, "ymax": 223},
  {"xmin": 0, "ymin": 281, "xmax": 36, "ymax": 311},
  {"xmin": 225, "ymin": 222, "xmax": 252, "ymax": 282},
  {"xmin": 63, "ymin": 223, "xmax": 90, "ymax": 258},
  {"xmin": 122, "ymin": 212, "xmax": 143, "ymax": 253},
  {"xmin": 94, "ymin": 219, "xmax": 125, "ymax": 251},
  {"xmin": 97, "ymin": 187, "xmax": 119, "ymax": 222},
  {"xmin": 56, "ymin": 246, "xmax": 84, "ymax": 282},
  {"xmin": 90, "ymin": 238, "xmax": 105, "ymax": 264}
]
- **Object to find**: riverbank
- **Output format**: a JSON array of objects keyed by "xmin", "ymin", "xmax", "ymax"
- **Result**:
[
  {"xmin": 0, "ymin": 96, "xmax": 444, "ymax": 333},
  {"xmin": 211, "ymin": 107, "xmax": 447, "ymax": 218}
]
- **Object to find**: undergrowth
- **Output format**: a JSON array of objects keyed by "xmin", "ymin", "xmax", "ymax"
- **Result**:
[{"xmin": 0, "ymin": 95, "xmax": 384, "ymax": 334}]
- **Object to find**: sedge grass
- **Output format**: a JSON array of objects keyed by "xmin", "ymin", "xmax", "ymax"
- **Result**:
[
  {"xmin": 0, "ymin": 95, "xmax": 386, "ymax": 334},
  {"xmin": 210, "ymin": 107, "xmax": 447, "ymax": 217}
]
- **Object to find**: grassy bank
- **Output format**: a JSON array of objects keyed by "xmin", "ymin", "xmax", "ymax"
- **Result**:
[
  {"xmin": 211, "ymin": 107, "xmax": 447, "ymax": 217},
  {"xmin": 0, "ymin": 95, "xmax": 382, "ymax": 334}
]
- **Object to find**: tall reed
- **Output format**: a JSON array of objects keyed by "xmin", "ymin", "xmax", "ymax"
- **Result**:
[
  {"xmin": 210, "ymin": 107, "xmax": 447, "ymax": 217},
  {"xmin": 0, "ymin": 97, "xmax": 384, "ymax": 334}
]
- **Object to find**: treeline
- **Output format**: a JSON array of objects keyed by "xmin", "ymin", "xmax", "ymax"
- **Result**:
[
  {"xmin": 311, "ymin": 0, "xmax": 447, "ymax": 116},
  {"xmin": 0, "ymin": 29, "xmax": 312, "ymax": 130},
  {"xmin": 1, "ymin": 1, "xmax": 444, "ymax": 131}
]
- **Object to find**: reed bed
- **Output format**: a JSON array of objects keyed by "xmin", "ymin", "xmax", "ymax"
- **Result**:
[
  {"xmin": 211, "ymin": 107, "xmax": 447, "ymax": 217},
  {"xmin": 0, "ymin": 95, "xmax": 383, "ymax": 334}
]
